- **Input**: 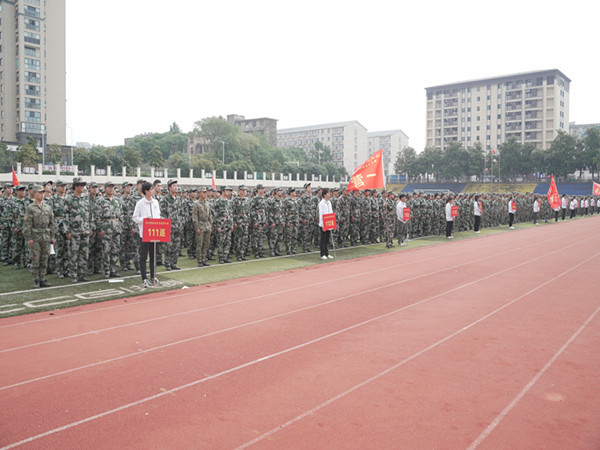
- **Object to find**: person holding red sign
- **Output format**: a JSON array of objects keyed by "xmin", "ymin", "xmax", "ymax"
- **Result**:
[
  {"xmin": 318, "ymin": 188, "xmax": 334, "ymax": 260},
  {"xmin": 445, "ymin": 197, "xmax": 454, "ymax": 239},
  {"xmin": 132, "ymin": 182, "xmax": 162, "ymax": 288},
  {"xmin": 395, "ymin": 193, "xmax": 409, "ymax": 246},
  {"xmin": 508, "ymin": 196, "xmax": 516, "ymax": 229}
]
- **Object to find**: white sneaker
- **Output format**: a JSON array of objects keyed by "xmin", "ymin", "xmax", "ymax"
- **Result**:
[
  {"xmin": 510, "ymin": 226, "xmax": 515, "ymax": 229},
  {"xmin": 321, "ymin": 256, "xmax": 327, "ymax": 260},
  {"xmin": 327, "ymin": 255, "xmax": 334, "ymax": 259},
  {"xmin": 142, "ymin": 279, "xmax": 149, "ymax": 288},
  {"xmin": 475, "ymin": 231, "xmax": 480, "ymax": 233}
]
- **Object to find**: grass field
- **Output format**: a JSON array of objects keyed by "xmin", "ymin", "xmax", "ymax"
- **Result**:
[{"xmin": 0, "ymin": 217, "xmax": 576, "ymax": 318}]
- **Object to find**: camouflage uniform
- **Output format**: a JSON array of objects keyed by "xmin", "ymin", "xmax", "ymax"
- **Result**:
[
  {"xmin": 87, "ymin": 190, "xmax": 102, "ymax": 274},
  {"xmin": 119, "ymin": 186, "xmax": 137, "ymax": 270},
  {"xmin": 192, "ymin": 191, "xmax": 213, "ymax": 266},
  {"xmin": 232, "ymin": 187, "xmax": 250, "ymax": 261},
  {"xmin": 213, "ymin": 188, "xmax": 233, "ymax": 263},
  {"xmin": 349, "ymin": 191, "xmax": 361, "ymax": 246},
  {"xmin": 282, "ymin": 189, "xmax": 299, "ymax": 254},
  {"xmin": 11, "ymin": 190, "xmax": 30, "ymax": 269},
  {"xmin": 65, "ymin": 183, "xmax": 92, "ymax": 282},
  {"xmin": 48, "ymin": 186, "xmax": 69, "ymax": 277},
  {"xmin": 266, "ymin": 190, "xmax": 284, "ymax": 256},
  {"xmin": 298, "ymin": 187, "xmax": 313, "ymax": 252},
  {"xmin": 250, "ymin": 188, "xmax": 267, "ymax": 258},
  {"xmin": 160, "ymin": 187, "xmax": 184, "ymax": 270},
  {"xmin": 96, "ymin": 184, "xmax": 122, "ymax": 277},
  {"xmin": 23, "ymin": 186, "xmax": 55, "ymax": 287},
  {"xmin": 336, "ymin": 190, "xmax": 351, "ymax": 247},
  {"xmin": 0, "ymin": 186, "xmax": 14, "ymax": 264}
]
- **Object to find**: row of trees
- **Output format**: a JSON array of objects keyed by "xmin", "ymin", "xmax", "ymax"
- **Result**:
[{"xmin": 394, "ymin": 128, "xmax": 600, "ymax": 182}]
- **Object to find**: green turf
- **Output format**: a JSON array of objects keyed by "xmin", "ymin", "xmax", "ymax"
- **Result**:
[{"xmin": 0, "ymin": 218, "xmax": 578, "ymax": 318}]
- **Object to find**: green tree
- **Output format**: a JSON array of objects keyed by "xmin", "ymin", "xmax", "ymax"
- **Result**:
[
  {"xmin": 147, "ymin": 145, "xmax": 165, "ymax": 168},
  {"xmin": 583, "ymin": 127, "xmax": 600, "ymax": 180},
  {"xmin": 47, "ymin": 143, "xmax": 63, "ymax": 166},
  {"xmin": 123, "ymin": 146, "xmax": 143, "ymax": 170},
  {"xmin": 14, "ymin": 143, "xmax": 40, "ymax": 168},
  {"xmin": 466, "ymin": 142, "xmax": 485, "ymax": 179},
  {"xmin": 393, "ymin": 147, "xmax": 418, "ymax": 180},
  {"xmin": 169, "ymin": 122, "xmax": 182, "ymax": 134},
  {"xmin": 73, "ymin": 147, "xmax": 91, "ymax": 173},
  {"xmin": 0, "ymin": 141, "xmax": 11, "ymax": 171},
  {"xmin": 441, "ymin": 142, "xmax": 468, "ymax": 180},
  {"xmin": 546, "ymin": 131, "xmax": 580, "ymax": 178},
  {"xmin": 418, "ymin": 147, "xmax": 444, "ymax": 181}
]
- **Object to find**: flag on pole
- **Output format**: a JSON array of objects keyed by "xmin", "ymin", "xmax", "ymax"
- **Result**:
[
  {"xmin": 12, "ymin": 167, "xmax": 19, "ymax": 186},
  {"xmin": 547, "ymin": 175, "xmax": 560, "ymax": 209},
  {"xmin": 492, "ymin": 149, "xmax": 497, "ymax": 155},
  {"xmin": 347, "ymin": 149, "xmax": 385, "ymax": 191},
  {"xmin": 593, "ymin": 181, "xmax": 600, "ymax": 196},
  {"xmin": 211, "ymin": 176, "xmax": 216, "ymax": 189}
]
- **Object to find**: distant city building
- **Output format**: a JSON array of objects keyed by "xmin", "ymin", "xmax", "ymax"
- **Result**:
[
  {"xmin": 186, "ymin": 135, "xmax": 212, "ymax": 157},
  {"xmin": 277, "ymin": 121, "xmax": 368, "ymax": 174},
  {"xmin": 569, "ymin": 122, "xmax": 600, "ymax": 139},
  {"xmin": 426, "ymin": 69, "xmax": 570, "ymax": 151},
  {"xmin": 367, "ymin": 130, "xmax": 409, "ymax": 175},
  {"xmin": 0, "ymin": 0, "xmax": 66, "ymax": 147},
  {"xmin": 227, "ymin": 114, "xmax": 278, "ymax": 147}
]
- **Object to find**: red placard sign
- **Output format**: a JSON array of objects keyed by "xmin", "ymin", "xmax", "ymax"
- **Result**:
[
  {"xmin": 322, "ymin": 213, "xmax": 337, "ymax": 231},
  {"xmin": 451, "ymin": 205, "xmax": 459, "ymax": 217},
  {"xmin": 403, "ymin": 207, "xmax": 411, "ymax": 221},
  {"xmin": 143, "ymin": 218, "xmax": 171, "ymax": 242},
  {"xmin": 512, "ymin": 201, "xmax": 517, "ymax": 212}
]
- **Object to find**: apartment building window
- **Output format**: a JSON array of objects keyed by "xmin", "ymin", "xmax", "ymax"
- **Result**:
[
  {"xmin": 25, "ymin": 110, "xmax": 41, "ymax": 122},
  {"xmin": 25, "ymin": 84, "xmax": 40, "ymax": 96},
  {"xmin": 547, "ymin": 76, "xmax": 554, "ymax": 85},
  {"xmin": 497, "ymin": 125, "xmax": 501, "ymax": 129},
  {"xmin": 24, "ymin": 46, "xmax": 40, "ymax": 57},
  {"xmin": 476, "ymin": 126, "xmax": 480, "ymax": 131},
  {"xmin": 24, "ymin": 32, "xmax": 40, "ymax": 45},
  {"xmin": 25, "ymin": 0, "xmax": 41, "ymax": 4},
  {"xmin": 24, "ymin": 5, "xmax": 41, "ymax": 17},
  {"xmin": 25, "ymin": 18, "xmax": 40, "ymax": 31},
  {"xmin": 497, "ymin": 114, "xmax": 501, "ymax": 119},
  {"xmin": 476, "ymin": 96, "xmax": 480, "ymax": 101},
  {"xmin": 476, "ymin": 116, "xmax": 480, "ymax": 121},
  {"xmin": 477, "ymin": 106, "xmax": 480, "ymax": 111},
  {"xmin": 25, "ymin": 97, "xmax": 41, "ymax": 109}
]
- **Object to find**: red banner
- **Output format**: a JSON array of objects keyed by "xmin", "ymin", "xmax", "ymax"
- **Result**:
[
  {"xmin": 547, "ymin": 175, "xmax": 561, "ymax": 209},
  {"xmin": 403, "ymin": 207, "xmax": 411, "ymax": 221},
  {"xmin": 512, "ymin": 201, "xmax": 517, "ymax": 212},
  {"xmin": 12, "ymin": 168, "xmax": 19, "ymax": 186},
  {"xmin": 143, "ymin": 218, "xmax": 171, "ymax": 242},
  {"xmin": 451, "ymin": 205, "xmax": 459, "ymax": 217},
  {"xmin": 347, "ymin": 149, "xmax": 385, "ymax": 191},
  {"xmin": 322, "ymin": 213, "xmax": 337, "ymax": 231},
  {"xmin": 593, "ymin": 181, "xmax": 600, "ymax": 196}
]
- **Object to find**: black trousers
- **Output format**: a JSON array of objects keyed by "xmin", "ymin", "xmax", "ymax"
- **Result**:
[
  {"xmin": 445, "ymin": 221, "xmax": 453, "ymax": 237},
  {"xmin": 554, "ymin": 210, "xmax": 559, "ymax": 222},
  {"xmin": 508, "ymin": 213, "xmax": 515, "ymax": 227},
  {"xmin": 561, "ymin": 208, "xmax": 566, "ymax": 220},
  {"xmin": 139, "ymin": 241, "xmax": 156, "ymax": 281},
  {"xmin": 474, "ymin": 215, "xmax": 481, "ymax": 232},
  {"xmin": 319, "ymin": 229, "xmax": 331, "ymax": 257}
]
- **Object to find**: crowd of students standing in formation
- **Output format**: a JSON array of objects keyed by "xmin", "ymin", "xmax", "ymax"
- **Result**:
[{"xmin": 0, "ymin": 177, "xmax": 597, "ymax": 288}]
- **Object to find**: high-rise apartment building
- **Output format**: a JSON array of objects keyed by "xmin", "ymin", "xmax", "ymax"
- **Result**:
[
  {"xmin": 277, "ymin": 121, "xmax": 368, "ymax": 174},
  {"xmin": 425, "ymin": 69, "xmax": 570, "ymax": 151},
  {"xmin": 367, "ymin": 130, "xmax": 409, "ymax": 175},
  {"xmin": 0, "ymin": 0, "xmax": 66, "ymax": 147}
]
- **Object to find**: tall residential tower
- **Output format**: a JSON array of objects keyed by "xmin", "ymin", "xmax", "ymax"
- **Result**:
[
  {"xmin": 0, "ymin": 0, "xmax": 66, "ymax": 147},
  {"xmin": 425, "ymin": 69, "xmax": 570, "ymax": 151}
]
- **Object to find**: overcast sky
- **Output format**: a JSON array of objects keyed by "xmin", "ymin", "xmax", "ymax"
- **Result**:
[{"xmin": 66, "ymin": 0, "xmax": 598, "ymax": 152}]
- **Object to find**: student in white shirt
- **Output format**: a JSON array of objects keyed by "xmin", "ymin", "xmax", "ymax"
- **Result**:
[
  {"xmin": 473, "ymin": 195, "xmax": 482, "ymax": 233},
  {"xmin": 561, "ymin": 194, "xmax": 568, "ymax": 221},
  {"xmin": 532, "ymin": 196, "xmax": 540, "ymax": 225},
  {"xmin": 395, "ymin": 194, "xmax": 408, "ymax": 245},
  {"xmin": 132, "ymin": 182, "xmax": 162, "ymax": 288},
  {"xmin": 508, "ymin": 196, "xmax": 516, "ymax": 229},
  {"xmin": 569, "ymin": 197, "xmax": 578, "ymax": 219},
  {"xmin": 445, "ymin": 197, "xmax": 454, "ymax": 239},
  {"xmin": 318, "ymin": 188, "xmax": 334, "ymax": 260}
]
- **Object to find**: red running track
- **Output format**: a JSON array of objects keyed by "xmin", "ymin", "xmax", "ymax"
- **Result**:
[{"xmin": 1, "ymin": 218, "xmax": 600, "ymax": 449}]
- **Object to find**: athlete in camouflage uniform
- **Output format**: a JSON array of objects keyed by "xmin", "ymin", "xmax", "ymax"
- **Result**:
[
  {"xmin": 266, "ymin": 188, "xmax": 284, "ymax": 257},
  {"xmin": 232, "ymin": 185, "xmax": 250, "ymax": 261},
  {"xmin": 96, "ymin": 181, "xmax": 122, "ymax": 278},
  {"xmin": 48, "ymin": 180, "xmax": 69, "ymax": 278},
  {"xmin": 214, "ymin": 186, "xmax": 233, "ymax": 264},
  {"xmin": 160, "ymin": 180, "xmax": 184, "ymax": 270},
  {"xmin": 250, "ymin": 184, "xmax": 267, "ymax": 258},
  {"xmin": 23, "ymin": 185, "xmax": 55, "ymax": 288},
  {"xmin": 0, "ymin": 183, "xmax": 14, "ymax": 264},
  {"xmin": 282, "ymin": 187, "xmax": 299, "ymax": 254},
  {"xmin": 65, "ymin": 178, "xmax": 92, "ymax": 283},
  {"xmin": 119, "ymin": 181, "xmax": 136, "ymax": 271}
]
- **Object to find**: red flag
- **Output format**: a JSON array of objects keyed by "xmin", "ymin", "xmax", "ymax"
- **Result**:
[
  {"xmin": 322, "ymin": 213, "xmax": 337, "ymax": 231},
  {"xmin": 211, "ymin": 176, "xmax": 216, "ymax": 189},
  {"xmin": 547, "ymin": 175, "xmax": 560, "ymax": 209},
  {"xmin": 492, "ymin": 149, "xmax": 497, "ymax": 155},
  {"xmin": 593, "ymin": 181, "xmax": 600, "ymax": 196},
  {"xmin": 12, "ymin": 168, "xmax": 19, "ymax": 186},
  {"xmin": 347, "ymin": 149, "xmax": 385, "ymax": 191}
]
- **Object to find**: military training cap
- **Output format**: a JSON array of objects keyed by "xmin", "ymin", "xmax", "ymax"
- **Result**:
[
  {"xmin": 238, "ymin": 185, "xmax": 247, "ymax": 191},
  {"xmin": 55, "ymin": 180, "xmax": 65, "ymax": 186},
  {"xmin": 167, "ymin": 179, "xmax": 177, "ymax": 187},
  {"xmin": 31, "ymin": 184, "xmax": 44, "ymax": 193},
  {"xmin": 16, "ymin": 185, "xmax": 26, "ymax": 191},
  {"xmin": 27, "ymin": 183, "xmax": 34, "ymax": 190},
  {"xmin": 198, "ymin": 186, "xmax": 207, "ymax": 192},
  {"xmin": 104, "ymin": 180, "xmax": 115, "ymax": 187},
  {"xmin": 303, "ymin": 182, "xmax": 311, "ymax": 189},
  {"xmin": 3, "ymin": 183, "xmax": 12, "ymax": 189},
  {"xmin": 44, "ymin": 180, "xmax": 53, "ymax": 186},
  {"xmin": 288, "ymin": 187, "xmax": 296, "ymax": 194},
  {"xmin": 136, "ymin": 179, "xmax": 146, "ymax": 184},
  {"xmin": 256, "ymin": 184, "xmax": 264, "ymax": 189},
  {"xmin": 90, "ymin": 182, "xmax": 98, "ymax": 188},
  {"xmin": 72, "ymin": 177, "xmax": 86, "ymax": 186}
]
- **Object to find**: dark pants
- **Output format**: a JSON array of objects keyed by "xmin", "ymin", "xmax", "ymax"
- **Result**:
[
  {"xmin": 509, "ymin": 213, "xmax": 515, "ymax": 227},
  {"xmin": 554, "ymin": 210, "xmax": 559, "ymax": 222},
  {"xmin": 445, "ymin": 221, "xmax": 453, "ymax": 237},
  {"xmin": 474, "ymin": 215, "xmax": 481, "ymax": 232},
  {"xmin": 570, "ymin": 209, "xmax": 575, "ymax": 219},
  {"xmin": 140, "ymin": 241, "xmax": 156, "ymax": 281},
  {"xmin": 319, "ymin": 229, "xmax": 331, "ymax": 257},
  {"xmin": 533, "ymin": 212, "xmax": 538, "ymax": 224},
  {"xmin": 561, "ymin": 208, "xmax": 566, "ymax": 220}
]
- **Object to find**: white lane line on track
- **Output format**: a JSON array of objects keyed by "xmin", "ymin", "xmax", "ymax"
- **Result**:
[
  {"xmin": 466, "ymin": 303, "xmax": 600, "ymax": 450},
  {"xmin": 0, "ymin": 231, "xmax": 564, "ymax": 354},
  {"xmin": 235, "ymin": 251, "xmax": 600, "ymax": 449},
  {"xmin": 0, "ymin": 222, "xmax": 555, "ymax": 328},
  {"xmin": 2, "ymin": 247, "xmax": 598, "ymax": 450}
]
